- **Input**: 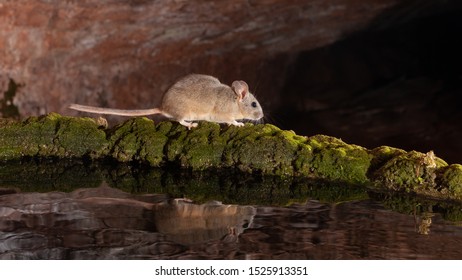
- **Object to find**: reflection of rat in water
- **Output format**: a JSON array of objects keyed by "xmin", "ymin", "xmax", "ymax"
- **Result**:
[{"xmin": 69, "ymin": 74, "xmax": 264, "ymax": 129}]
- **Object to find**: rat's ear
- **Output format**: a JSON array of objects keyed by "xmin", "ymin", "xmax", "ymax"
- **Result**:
[{"xmin": 232, "ymin": 80, "xmax": 249, "ymax": 101}]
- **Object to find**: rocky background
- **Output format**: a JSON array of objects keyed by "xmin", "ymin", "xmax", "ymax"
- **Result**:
[{"xmin": 1, "ymin": 0, "xmax": 462, "ymax": 162}]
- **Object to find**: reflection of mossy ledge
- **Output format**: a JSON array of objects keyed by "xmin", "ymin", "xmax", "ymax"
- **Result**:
[{"xmin": 1, "ymin": 113, "xmax": 462, "ymax": 201}]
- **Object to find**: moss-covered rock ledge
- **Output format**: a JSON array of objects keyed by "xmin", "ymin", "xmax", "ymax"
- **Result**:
[{"xmin": 1, "ymin": 113, "xmax": 462, "ymax": 201}]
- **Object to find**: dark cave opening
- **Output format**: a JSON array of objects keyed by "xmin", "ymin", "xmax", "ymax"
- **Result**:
[{"xmin": 279, "ymin": 9, "xmax": 462, "ymax": 163}]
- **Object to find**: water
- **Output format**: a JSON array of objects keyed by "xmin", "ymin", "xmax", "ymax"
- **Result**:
[{"xmin": 1, "ymin": 160, "xmax": 462, "ymax": 259}]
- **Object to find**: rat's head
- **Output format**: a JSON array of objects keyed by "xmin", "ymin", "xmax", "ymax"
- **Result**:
[{"xmin": 232, "ymin": 80, "xmax": 264, "ymax": 121}]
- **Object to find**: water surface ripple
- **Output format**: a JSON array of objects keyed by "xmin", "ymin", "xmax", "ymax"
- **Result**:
[{"xmin": 1, "ymin": 186, "xmax": 461, "ymax": 259}]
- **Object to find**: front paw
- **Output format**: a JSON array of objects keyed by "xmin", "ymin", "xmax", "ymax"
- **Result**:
[{"xmin": 229, "ymin": 121, "xmax": 244, "ymax": 127}]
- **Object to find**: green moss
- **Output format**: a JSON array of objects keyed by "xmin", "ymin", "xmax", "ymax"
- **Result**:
[
  {"xmin": 0, "ymin": 118, "xmax": 373, "ymax": 184},
  {"xmin": 222, "ymin": 125, "xmax": 301, "ymax": 176},
  {"xmin": 439, "ymin": 164, "xmax": 462, "ymax": 199},
  {"xmin": 221, "ymin": 123, "xmax": 279, "ymax": 144},
  {"xmin": 159, "ymin": 123, "xmax": 306, "ymax": 175},
  {"xmin": 373, "ymin": 150, "xmax": 448, "ymax": 195},
  {"xmin": 107, "ymin": 117, "xmax": 168, "ymax": 166},
  {"xmin": 4, "ymin": 114, "xmax": 462, "ymax": 204},
  {"xmin": 52, "ymin": 114, "xmax": 108, "ymax": 158},
  {"xmin": 0, "ymin": 113, "xmax": 107, "ymax": 160},
  {"xmin": 368, "ymin": 146, "xmax": 406, "ymax": 174},
  {"xmin": 306, "ymin": 135, "xmax": 372, "ymax": 184},
  {"xmin": 174, "ymin": 122, "xmax": 225, "ymax": 170}
]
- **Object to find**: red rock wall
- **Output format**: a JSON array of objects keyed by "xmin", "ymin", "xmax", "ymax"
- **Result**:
[{"xmin": 1, "ymin": 0, "xmax": 402, "ymax": 117}]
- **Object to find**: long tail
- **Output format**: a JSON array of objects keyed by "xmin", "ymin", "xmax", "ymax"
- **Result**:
[{"xmin": 69, "ymin": 104, "xmax": 162, "ymax": 116}]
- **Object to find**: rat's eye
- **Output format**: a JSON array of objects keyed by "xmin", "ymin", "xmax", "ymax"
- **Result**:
[{"xmin": 251, "ymin": 102, "xmax": 257, "ymax": 108}]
